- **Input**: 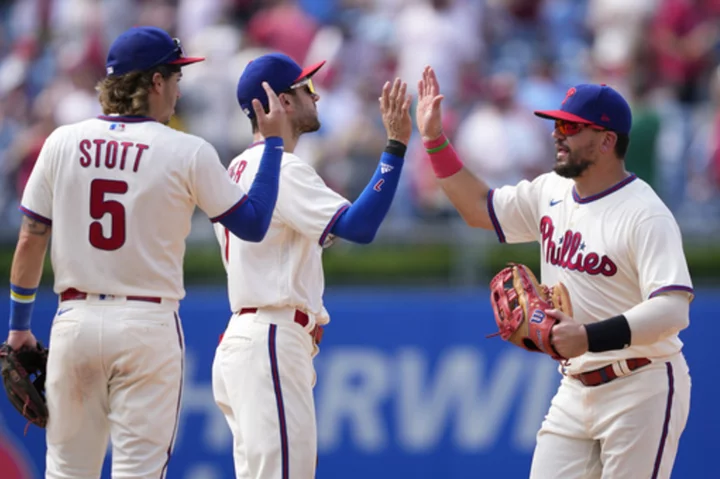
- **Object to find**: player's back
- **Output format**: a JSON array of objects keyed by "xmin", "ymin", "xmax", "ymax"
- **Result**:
[{"xmin": 33, "ymin": 116, "xmax": 211, "ymax": 300}]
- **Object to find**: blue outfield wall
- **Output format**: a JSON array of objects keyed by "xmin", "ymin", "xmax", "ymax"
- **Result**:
[{"xmin": 0, "ymin": 286, "xmax": 717, "ymax": 478}]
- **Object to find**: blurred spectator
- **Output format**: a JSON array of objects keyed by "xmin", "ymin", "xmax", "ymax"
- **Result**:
[
  {"xmin": 585, "ymin": 0, "xmax": 658, "ymax": 86},
  {"xmin": 246, "ymin": 0, "xmax": 319, "ymax": 64},
  {"xmin": 649, "ymin": 0, "xmax": 720, "ymax": 209},
  {"xmin": 712, "ymin": 66, "xmax": 720, "ymax": 188},
  {"xmin": 625, "ymin": 76, "xmax": 662, "ymax": 189},
  {"xmin": 394, "ymin": 0, "xmax": 484, "ymax": 105},
  {"xmin": 651, "ymin": 0, "xmax": 720, "ymax": 105},
  {"xmin": 454, "ymin": 71, "xmax": 552, "ymax": 188}
]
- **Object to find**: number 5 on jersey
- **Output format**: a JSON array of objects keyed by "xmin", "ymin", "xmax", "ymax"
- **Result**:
[{"xmin": 89, "ymin": 179, "xmax": 128, "ymax": 251}]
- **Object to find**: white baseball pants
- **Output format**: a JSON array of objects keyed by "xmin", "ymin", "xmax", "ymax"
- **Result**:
[
  {"xmin": 530, "ymin": 353, "xmax": 691, "ymax": 479},
  {"xmin": 44, "ymin": 295, "xmax": 184, "ymax": 479},
  {"xmin": 213, "ymin": 307, "xmax": 318, "ymax": 479}
]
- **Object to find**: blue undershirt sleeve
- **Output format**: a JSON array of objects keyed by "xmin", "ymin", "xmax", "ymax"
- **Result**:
[
  {"xmin": 218, "ymin": 136, "xmax": 283, "ymax": 242},
  {"xmin": 330, "ymin": 140, "xmax": 407, "ymax": 244}
]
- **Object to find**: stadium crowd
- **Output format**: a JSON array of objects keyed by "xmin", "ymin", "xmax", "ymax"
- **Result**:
[{"xmin": 1, "ymin": 0, "xmax": 719, "ymax": 239}]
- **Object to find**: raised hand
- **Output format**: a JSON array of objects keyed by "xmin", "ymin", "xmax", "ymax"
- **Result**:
[
  {"xmin": 253, "ymin": 82, "xmax": 289, "ymax": 139},
  {"xmin": 379, "ymin": 78, "xmax": 412, "ymax": 146},
  {"xmin": 416, "ymin": 66, "xmax": 445, "ymax": 141}
]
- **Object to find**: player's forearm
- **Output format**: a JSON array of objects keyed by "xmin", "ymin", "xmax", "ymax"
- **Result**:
[
  {"xmin": 584, "ymin": 294, "xmax": 690, "ymax": 351},
  {"xmin": 221, "ymin": 137, "xmax": 283, "ymax": 242},
  {"xmin": 624, "ymin": 293, "xmax": 690, "ymax": 345},
  {"xmin": 9, "ymin": 217, "xmax": 51, "ymax": 331},
  {"xmin": 11, "ymin": 219, "xmax": 50, "ymax": 288},
  {"xmin": 330, "ymin": 141, "xmax": 406, "ymax": 244},
  {"xmin": 424, "ymin": 135, "xmax": 493, "ymax": 229},
  {"xmin": 438, "ymin": 169, "xmax": 493, "ymax": 228}
]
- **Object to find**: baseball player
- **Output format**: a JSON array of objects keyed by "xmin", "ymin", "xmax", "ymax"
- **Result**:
[
  {"xmin": 211, "ymin": 53, "xmax": 412, "ymax": 479},
  {"xmin": 4, "ymin": 26, "xmax": 288, "ymax": 479},
  {"xmin": 415, "ymin": 66, "xmax": 693, "ymax": 479}
]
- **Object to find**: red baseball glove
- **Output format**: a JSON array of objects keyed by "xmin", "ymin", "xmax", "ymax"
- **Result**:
[{"xmin": 489, "ymin": 263, "xmax": 573, "ymax": 361}]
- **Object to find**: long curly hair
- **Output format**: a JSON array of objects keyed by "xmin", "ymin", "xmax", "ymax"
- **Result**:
[{"xmin": 96, "ymin": 65, "xmax": 180, "ymax": 115}]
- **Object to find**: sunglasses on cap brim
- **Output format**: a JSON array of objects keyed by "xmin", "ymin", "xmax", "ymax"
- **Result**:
[
  {"xmin": 288, "ymin": 77, "xmax": 316, "ymax": 95},
  {"xmin": 554, "ymin": 119, "xmax": 607, "ymax": 136},
  {"xmin": 156, "ymin": 38, "xmax": 186, "ymax": 66}
]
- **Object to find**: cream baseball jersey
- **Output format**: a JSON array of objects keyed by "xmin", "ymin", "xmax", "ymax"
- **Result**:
[
  {"xmin": 488, "ymin": 172, "xmax": 694, "ymax": 374},
  {"xmin": 214, "ymin": 141, "xmax": 350, "ymax": 319},
  {"xmin": 20, "ymin": 116, "xmax": 248, "ymax": 300}
]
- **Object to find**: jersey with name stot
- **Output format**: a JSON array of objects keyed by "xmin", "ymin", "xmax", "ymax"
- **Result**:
[
  {"xmin": 214, "ymin": 142, "xmax": 350, "ymax": 321},
  {"xmin": 20, "ymin": 116, "xmax": 248, "ymax": 300},
  {"xmin": 488, "ymin": 172, "xmax": 693, "ymax": 374}
]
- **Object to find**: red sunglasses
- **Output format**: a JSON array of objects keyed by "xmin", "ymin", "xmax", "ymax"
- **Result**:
[{"xmin": 554, "ymin": 120, "xmax": 606, "ymax": 136}]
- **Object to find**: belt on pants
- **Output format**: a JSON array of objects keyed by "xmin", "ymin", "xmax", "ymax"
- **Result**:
[
  {"xmin": 572, "ymin": 357, "xmax": 652, "ymax": 387},
  {"xmin": 219, "ymin": 307, "xmax": 324, "ymax": 345},
  {"xmin": 59, "ymin": 288, "xmax": 163, "ymax": 304}
]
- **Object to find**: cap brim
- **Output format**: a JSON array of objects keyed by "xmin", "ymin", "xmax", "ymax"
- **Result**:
[
  {"xmin": 534, "ymin": 110, "xmax": 594, "ymax": 124},
  {"xmin": 295, "ymin": 60, "xmax": 326, "ymax": 82},
  {"xmin": 168, "ymin": 57, "xmax": 205, "ymax": 67}
]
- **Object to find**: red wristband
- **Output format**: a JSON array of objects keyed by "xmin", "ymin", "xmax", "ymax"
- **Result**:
[{"xmin": 423, "ymin": 134, "xmax": 463, "ymax": 179}]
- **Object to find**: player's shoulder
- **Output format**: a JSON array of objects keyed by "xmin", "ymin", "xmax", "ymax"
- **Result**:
[
  {"xmin": 619, "ymin": 175, "xmax": 676, "ymax": 219},
  {"xmin": 159, "ymin": 126, "xmax": 212, "ymax": 150},
  {"xmin": 229, "ymin": 143, "xmax": 306, "ymax": 169}
]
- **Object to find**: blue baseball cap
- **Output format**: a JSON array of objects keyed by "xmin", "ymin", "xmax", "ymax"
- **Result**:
[
  {"xmin": 534, "ymin": 84, "xmax": 632, "ymax": 135},
  {"xmin": 105, "ymin": 26, "xmax": 204, "ymax": 77},
  {"xmin": 236, "ymin": 53, "xmax": 325, "ymax": 118}
]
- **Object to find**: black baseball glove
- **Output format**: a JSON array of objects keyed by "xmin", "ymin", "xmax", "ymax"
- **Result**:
[{"xmin": 0, "ymin": 341, "xmax": 49, "ymax": 429}]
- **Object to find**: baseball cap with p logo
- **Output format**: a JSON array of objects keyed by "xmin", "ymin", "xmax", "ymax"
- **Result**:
[
  {"xmin": 236, "ymin": 53, "xmax": 326, "ymax": 118},
  {"xmin": 105, "ymin": 26, "xmax": 205, "ymax": 77},
  {"xmin": 534, "ymin": 84, "xmax": 632, "ymax": 135}
]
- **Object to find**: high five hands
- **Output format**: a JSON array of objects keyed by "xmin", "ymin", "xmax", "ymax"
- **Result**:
[
  {"xmin": 379, "ymin": 78, "xmax": 413, "ymax": 146},
  {"xmin": 416, "ymin": 66, "xmax": 445, "ymax": 142}
]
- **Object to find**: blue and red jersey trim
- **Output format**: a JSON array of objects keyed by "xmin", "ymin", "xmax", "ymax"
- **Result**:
[
  {"xmin": 210, "ymin": 196, "xmax": 249, "ymax": 223},
  {"xmin": 486, "ymin": 189, "xmax": 506, "ymax": 243},
  {"xmin": 649, "ymin": 285, "xmax": 694, "ymax": 299},
  {"xmin": 319, "ymin": 204, "xmax": 350, "ymax": 246},
  {"xmin": 19, "ymin": 206, "xmax": 52, "ymax": 226},
  {"xmin": 572, "ymin": 174, "xmax": 637, "ymax": 204}
]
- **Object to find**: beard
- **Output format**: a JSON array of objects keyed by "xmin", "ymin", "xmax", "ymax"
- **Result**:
[{"xmin": 553, "ymin": 146, "xmax": 594, "ymax": 178}]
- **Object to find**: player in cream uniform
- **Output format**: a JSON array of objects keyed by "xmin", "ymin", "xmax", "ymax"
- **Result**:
[
  {"xmin": 416, "ymin": 67, "xmax": 692, "ymax": 479},
  {"xmin": 216, "ymin": 144, "xmax": 343, "ymax": 329},
  {"xmin": 5, "ymin": 26, "xmax": 287, "ymax": 479},
  {"xmin": 211, "ymin": 53, "xmax": 412, "ymax": 479}
]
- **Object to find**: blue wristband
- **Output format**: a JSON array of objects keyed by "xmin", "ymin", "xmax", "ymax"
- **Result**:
[{"xmin": 9, "ymin": 284, "xmax": 37, "ymax": 331}]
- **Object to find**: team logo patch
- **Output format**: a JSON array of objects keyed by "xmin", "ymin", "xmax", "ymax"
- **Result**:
[
  {"xmin": 109, "ymin": 123, "xmax": 126, "ymax": 132},
  {"xmin": 562, "ymin": 87, "xmax": 576, "ymax": 105},
  {"xmin": 380, "ymin": 163, "xmax": 394, "ymax": 174}
]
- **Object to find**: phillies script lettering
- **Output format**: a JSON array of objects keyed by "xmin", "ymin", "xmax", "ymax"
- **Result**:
[{"xmin": 540, "ymin": 216, "xmax": 617, "ymax": 276}]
